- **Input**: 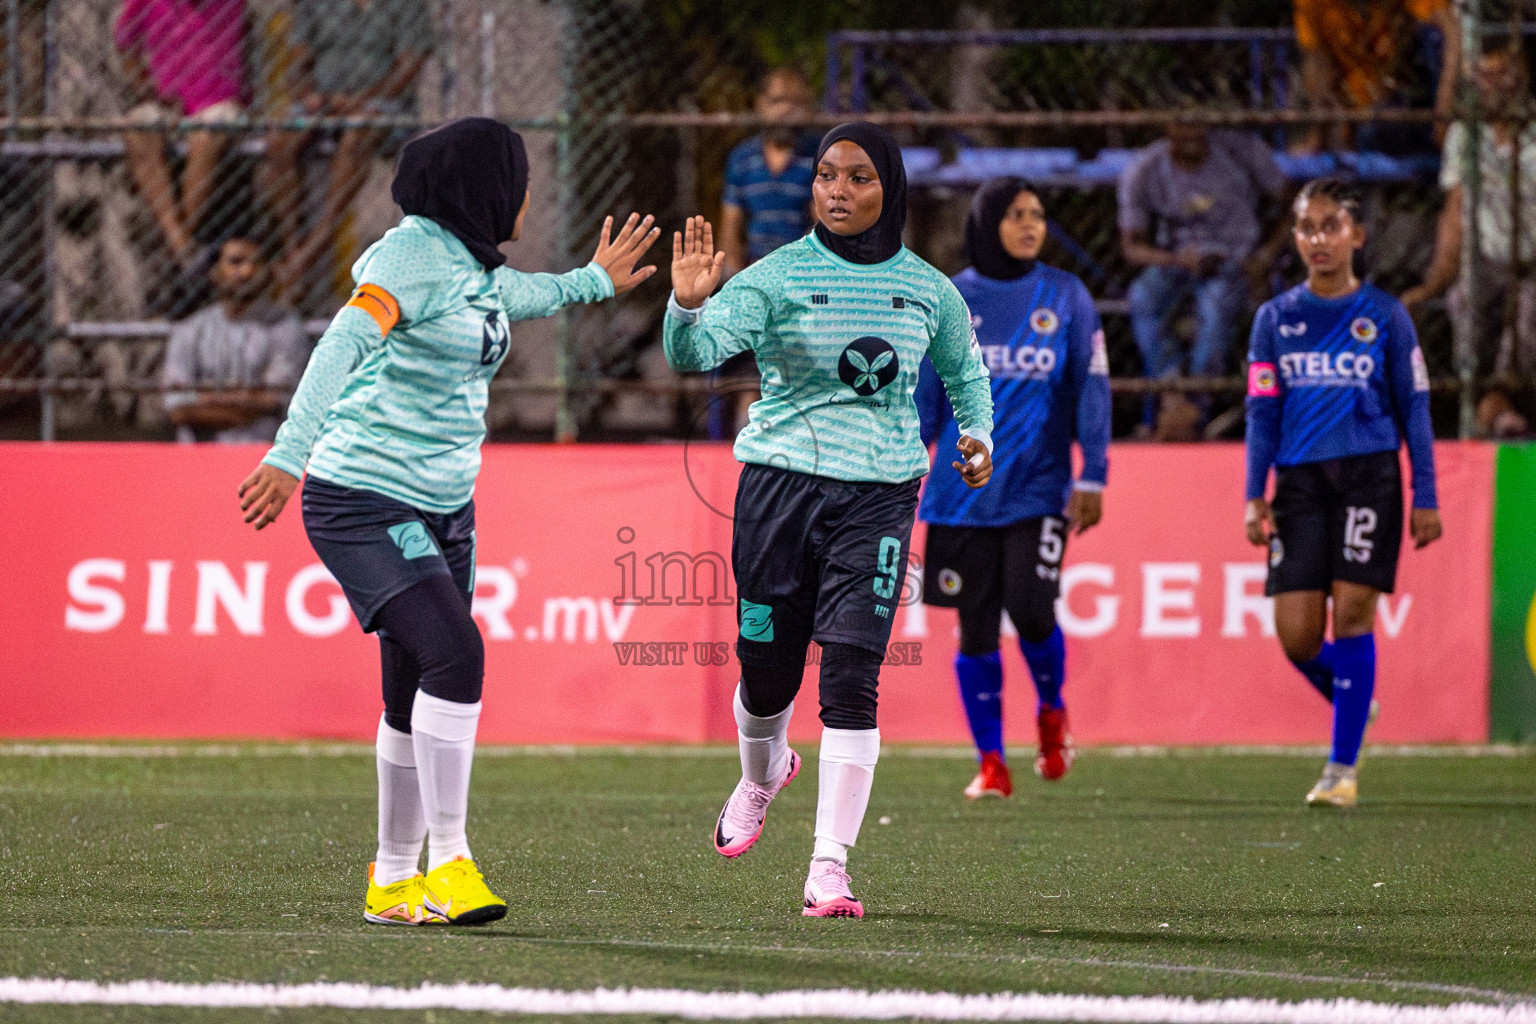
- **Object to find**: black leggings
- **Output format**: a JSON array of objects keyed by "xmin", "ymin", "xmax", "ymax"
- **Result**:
[
  {"xmin": 958, "ymin": 595, "xmax": 1056, "ymax": 655},
  {"xmin": 738, "ymin": 641, "xmax": 882, "ymax": 731},
  {"xmin": 374, "ymin": 573, "xmax": 484, "ymax": 732}
]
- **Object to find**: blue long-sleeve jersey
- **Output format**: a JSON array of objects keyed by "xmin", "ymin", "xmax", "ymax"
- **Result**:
[
  {"xmin": 1244, "ymin": 282, "xmax": 1437, "ymax": 509},
  {"xmin": 917, "ymin": 264, "xmax": 1111, "ymax": 527}
]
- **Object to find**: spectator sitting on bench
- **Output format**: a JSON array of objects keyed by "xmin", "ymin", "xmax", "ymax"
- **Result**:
[
  {"xmin": 1118, "ymin": 114, "xmax": 1290, "ymax": 437},
  {"xmin": 1292, "ymin": 0, "xmax": 1459, "ymax": 154},
  {"xmin": 162, "ymin": 232, "xmax": 310, "ymax": 443},
  {"xmin": 115, "ymin": 0, "xmax": 247, "ymax": 270},
  {"xmin": 259, "ymin": 0, "xmax": 435, "ymax": 300}
]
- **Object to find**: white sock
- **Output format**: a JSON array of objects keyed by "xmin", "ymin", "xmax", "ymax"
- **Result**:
[
  {"xmin": 410, "ymin": 691, "xmax": 481, "ymax": 872},
  {"xmin": 813, "ymin": 727, "xmax": 880, "ymax": 865},
  {"xmin": 735, "ymin": 683, "xmax": 793, "ymax": 787},
  {"xmin": 374, "ymin": 715, "xmax": 426, "ymax": 887}
]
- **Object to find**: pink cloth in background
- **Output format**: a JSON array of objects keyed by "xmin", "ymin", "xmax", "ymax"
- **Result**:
[{"xmin": 115, "ymin": 0, "xmax": 245, "ymax": 116}]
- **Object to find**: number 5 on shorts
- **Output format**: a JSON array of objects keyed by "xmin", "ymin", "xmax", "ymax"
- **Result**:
[
  {"xmin": 873, "ymin": 537, "xmax": 902, "ymax": 600},
  {"xmin": 1037, "ymin": 517, "xmax": 1063, "ymax": 581}
]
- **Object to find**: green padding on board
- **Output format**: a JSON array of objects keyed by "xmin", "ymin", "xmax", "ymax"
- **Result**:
[{"xmin": 1491, "ymin": 444, "xmax": 1536, "ymax": 742}]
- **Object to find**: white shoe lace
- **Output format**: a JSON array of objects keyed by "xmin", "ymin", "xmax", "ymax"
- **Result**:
[
  {"xmin": 807, "ymin": 859, "xmax": 853, "ymax": 902},
  {"xmin": 721, "ymin": 778, "xmax": 776, "ymax": 839}
]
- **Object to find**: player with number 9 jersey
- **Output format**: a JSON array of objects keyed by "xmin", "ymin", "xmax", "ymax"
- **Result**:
[
  {"xmin": 664, "ymin": 122, "xmax": 993, "ymax": 918},
  {"xmin": 1244, "ymin": 176, "xmax": 1441, "ymax": 809},
  {"xmin": 914, "ymin": 179, "xmax": 1111, "ymax": 799}
]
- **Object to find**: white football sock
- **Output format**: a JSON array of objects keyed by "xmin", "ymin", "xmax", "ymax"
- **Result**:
[
  {"xmin": 735, "ymin": 683, "xmax": 793, "ymax": 787},
  {"xmin": 410, "ymin": 691, "xmax": 481, "ymax": 872},
  {"xmin": 813, "ymin": 726, "xmax": 880, "ymax": 864},
  {"xmin": 373, "ymin": 715, "xmax": 426, "ymax": 887}
]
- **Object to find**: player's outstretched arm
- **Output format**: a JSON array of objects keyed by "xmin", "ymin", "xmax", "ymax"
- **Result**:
[
  {"xmin": 671, "ymin": 215, "xmax": 726, "ymax": 309},
  {"xmin": 591, "ymin": 213, "xmax": 661, "ymax": 295},
  {"xmin": 239, "ymin": 463, "xmax": 300, "ymax": 531}
]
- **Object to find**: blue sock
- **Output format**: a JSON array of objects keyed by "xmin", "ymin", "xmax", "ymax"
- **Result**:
[
  {"xmin": 1330, "ymin": 634, "xmax": 1376, "ymax": 766},
  {"xmin": 1289, "ymin": 641, "xmax": 1335, "ymax": 702},
  {"xmin": 954, "ymin": 651, "xmax": 1004, "ymax": 757},
  {"xmin": 1019, "ymin": 624, "xmax": 1066, "ymax": 711}
]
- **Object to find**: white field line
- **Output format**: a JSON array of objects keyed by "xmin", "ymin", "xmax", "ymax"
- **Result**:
[
  {"xmin": 2, "ymin": 979, "xmax": 1535, "ymax": 1022},
  {"xmin": 4, "ymin": 928, "xmax": 1526, "ymax": 1007},
  {"xmin": 1, "ymin": 743, "xmax": 1528, "ymax": 759}
]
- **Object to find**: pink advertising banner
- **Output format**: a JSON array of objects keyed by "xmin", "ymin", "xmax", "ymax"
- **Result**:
[{"xmin": 0, "ymin": 441, "xmax": 1492, "ymax": 745}]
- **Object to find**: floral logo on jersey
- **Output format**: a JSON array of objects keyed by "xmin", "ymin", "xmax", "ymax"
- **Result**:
[
  {"xmin": 938, "ymin": 568, "xmax": 963, "ymax": 596},
  {"xmin": 480, "ymin": 308, "xmax": 510, "ymax": 366},
  {"xmin": 1349, "ymin": 317, "xmax": 1378, "ymax": 344},
  {"xmin": 838, "ymin": 337, "xmax": 900, "ymax": 396},
  {"xmin": 388, "ymin": 522, "xmax": 439, "ymax": 561},
  {"xmin": 739, "ymin": 599, "xmax": 774, "ymax": 642},
  {"xmin": 1029, "ymin": 309, "xmax": 1060, "ymax": 335}
]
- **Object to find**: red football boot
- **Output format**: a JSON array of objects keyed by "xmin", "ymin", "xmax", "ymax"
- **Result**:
[
  {"xmin": 1035, "ymin": 706, "xmax": 1074, "ymax": 781},
  {"xmin": 963, "ymin": 750, "xmax": 1012, "ymax": 799}
]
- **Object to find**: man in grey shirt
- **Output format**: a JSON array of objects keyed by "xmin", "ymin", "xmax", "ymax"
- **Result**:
[
  {"xmin": 259, "ymin": 0, "xmax": 436, "ymax": 299},
  {"xmin": 1118, "ymin": 118, "xmax": 1291, "ymax": 406},
  {"xmin": 162, "ymin": 236, "xmax": 310, "ymax": 443}
]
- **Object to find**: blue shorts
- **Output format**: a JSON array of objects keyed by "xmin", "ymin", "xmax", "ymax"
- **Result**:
[{"xmin": 301, "ymin": 475, "xmax": 475, "ymax": 632}]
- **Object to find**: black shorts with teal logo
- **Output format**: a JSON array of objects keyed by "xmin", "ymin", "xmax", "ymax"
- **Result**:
[
  {"xmin": 1266, "ymin": 450, "xmax": 1403, "ymax": 596},
  {"xmin": 301, "ymin": 476, "xmax": 476, "ymax": 631},
  {"xmin": 731, "ymin": 462, "xmax": 921, "ymax": 657}
]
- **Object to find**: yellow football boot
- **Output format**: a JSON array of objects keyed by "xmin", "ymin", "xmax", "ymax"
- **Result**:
[
  {"xmin": 1305, "ymin": 764, "xmax": 1359, "ymax": 808},
  {"xmin": 423, "ymin": 857, "xmax": 507, "ymax": 925},
  {"xmin": 364, "ymin": 863, "xmax": 447, "ymax": 925}
]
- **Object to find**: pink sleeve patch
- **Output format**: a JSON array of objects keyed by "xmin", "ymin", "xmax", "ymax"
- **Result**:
[{"xmin": 1248, "ymin": 362, "xmax": 1279, "ymax": 398}]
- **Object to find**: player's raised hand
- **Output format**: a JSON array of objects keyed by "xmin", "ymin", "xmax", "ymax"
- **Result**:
[
  {"xmin": 592, "ymin": 213, "xmax": 661, "ymax": 295},
  {"xmin": 952, "ymin": 435, "xmax": 992, "ymax": 489},
  {"xmin": 1244, "ymin": 497, "xmax": 1274, "ymax": 546},
  {"xmin": 1411, "ymin": 507, "xmax": 1443, "ymax": 549},
  {"xmin": 239, "ymin": 462, "xmax": 300, "ymax": 531},
  {"xmin": 672, "ymin": 215, "xmax": 726, "ymax": 309}
]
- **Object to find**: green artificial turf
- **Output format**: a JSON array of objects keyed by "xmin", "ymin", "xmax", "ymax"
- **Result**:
[{"xmin": 0, "ymin": 744, "xmax": 1532, "ymax": 1022}]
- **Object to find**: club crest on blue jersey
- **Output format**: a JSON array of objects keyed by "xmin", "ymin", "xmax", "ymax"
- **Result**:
[
  {"xmin": 1029, "ymin": 309, "xmax": 1059, "ymax": 335},
  {"xmin": 480, "ymin": 308, "xmax": 509, "ymax": 365},
  {"xmin": 1349, "ymin": 317, "xmax": 1378, "ymax": 343},
  {"xmin": 838, "ymin": 337, "xmax": 900, "ymax": 396}
]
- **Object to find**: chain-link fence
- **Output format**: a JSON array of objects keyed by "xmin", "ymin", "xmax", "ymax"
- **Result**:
[{"xmin": 1, "ymin": 0, "xmax": 1532, "ymax": 442}]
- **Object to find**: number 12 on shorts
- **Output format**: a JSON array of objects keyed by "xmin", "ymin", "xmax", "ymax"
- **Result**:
[
  {"xmin": 1344, "ymin": 506, "xmax": 1377, "ymax": 563},
  {"xmin": 873, "ymin": 537, "xmax": 902, "ymax": 616}
]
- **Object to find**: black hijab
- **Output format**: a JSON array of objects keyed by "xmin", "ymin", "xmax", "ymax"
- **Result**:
[
  {"xmin": 391, "ymin": 117, "xmax": 528, "ymax": 271},
  {"xmin": 812, "ymin": 122, "xmax": 907, "ymax": 265},
  {"xmin": 965, "ymin": 176, "xmax": 1039, "ymax": 281}
]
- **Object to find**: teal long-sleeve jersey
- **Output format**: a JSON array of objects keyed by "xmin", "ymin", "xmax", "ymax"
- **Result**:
[
  {"xmin": 263, "ymin": 215, "xmax": 614, "ymax": 512},
  {"xmin": 664, "ymin": 233, "xmax": 994, "ymax": 483}
]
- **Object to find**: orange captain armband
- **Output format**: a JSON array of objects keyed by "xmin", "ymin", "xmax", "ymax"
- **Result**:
[{"xmin": 345, "ymin": 283, "xmax": 401, "ymax": 336}]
